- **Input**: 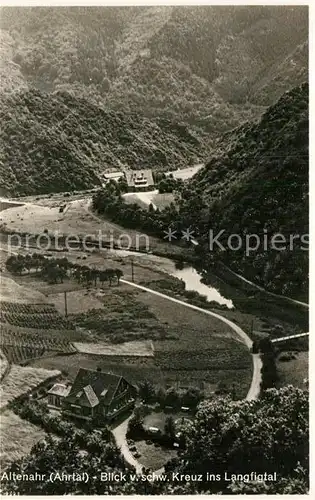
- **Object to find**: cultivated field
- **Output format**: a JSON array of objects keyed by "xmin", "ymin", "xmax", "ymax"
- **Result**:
[
  {"xmin": 0, "ymin": 364, "xmax": 60, "ymax": 409},
  {"xmin": 1, "ymin": 263, "xmax": 253, "ymax": 398},
  {"xmin": 0, "ymin": 409, "xmax": 46, "ymax": 470}
]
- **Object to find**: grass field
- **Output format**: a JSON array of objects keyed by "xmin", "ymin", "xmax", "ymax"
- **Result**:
[
  {"xmin": 143, "ymin": 411, "xmax": 192, "ymax": 432},
  {"xmin": 151, "ymin": 193, "xmax": 176, "ymax": 210},
  {"xmin": 123, "ymin": 191, "xmax": 176, "ymax": 211},
  {"xmin": 50, "ymin": 289, "xmax": 104, "ymax": 315},
  {"xmin": 0, "ymin": 364, "xmax": 60, "ymax": 409},
  {"xmin": 0, "ymin": 276, "xmax": 47, "ymax": 304},
  {"xmin": 0, "ymin": 409, "xmax": 46, "ymax": 470}
]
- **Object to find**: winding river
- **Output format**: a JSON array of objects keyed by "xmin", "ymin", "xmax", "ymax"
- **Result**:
[{"xmin": 109, "ymin": 248, "xmax": 234, "ymax": 309}]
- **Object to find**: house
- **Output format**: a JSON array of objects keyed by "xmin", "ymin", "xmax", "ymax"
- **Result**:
[
  {"xmin": 103, "ymin": 171, "xmax": 124, "ymax": 183},
  {"xmin": 47, "ymin": 383, "xmax": 71, "ymax": 408},
  {"xmin": 62, "ymin": 368, "xmax": 136, "ymax": 421},
  {"xmin": 125, "ymin": 170, "xmax": 154, "ymax": 191}
]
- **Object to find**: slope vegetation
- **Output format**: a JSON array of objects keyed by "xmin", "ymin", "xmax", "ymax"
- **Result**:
[
  {"xmin": 0, "ymin": 89, "xmax": 205, "ymax": 195},
  {"xmin": 0, "ymin": 6, "xmax": 308, "ymax": 131},
  {"xmin": 188, "ymin": 83, "xmax": 308, "ymax": 299}
]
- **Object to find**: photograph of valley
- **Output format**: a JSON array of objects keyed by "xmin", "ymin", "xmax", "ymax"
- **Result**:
[{"xmin": 0, "ymin": 3, "xmax": 309, "ymax": 496}]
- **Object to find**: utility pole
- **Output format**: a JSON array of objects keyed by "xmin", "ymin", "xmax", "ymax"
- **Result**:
[
  {"xmin": 64, "ymin": 291, "xmax": 68, "ymax": 317},
  {"xmin": 131, "ymin": 258, "xmax": 135, "ymax": 283}
]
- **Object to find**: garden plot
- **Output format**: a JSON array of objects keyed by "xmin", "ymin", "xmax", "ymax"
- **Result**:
[{"xmin": 0, "ymin": 276, "xmax": 47, "ymax": 304}]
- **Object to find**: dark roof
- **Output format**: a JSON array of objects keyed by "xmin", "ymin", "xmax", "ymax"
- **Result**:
[{"xmin": 65, "ymin": 368, "xmax": 124, "ymax": 408}]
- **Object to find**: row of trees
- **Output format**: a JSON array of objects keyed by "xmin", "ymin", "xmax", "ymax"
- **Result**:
[
  {"xmin": 6, "ymin": 253, "xmax": 123, "ymax": 286},
  {"xmin": 252, "ymin": 337, "xmax": 279, "ymax": 391},
  {"xmin": 138, "ymin": 380, "xmax": 204, "ymax": 409}
]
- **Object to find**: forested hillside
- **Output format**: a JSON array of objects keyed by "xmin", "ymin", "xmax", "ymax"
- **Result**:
[
  {"xmin": 0, "ymin": 6, "xmax": 308, "ymax": 131},
  {"xmin": 185, "ymin": 83, "xmax": 309, "ymax": 298},
  {"xmin": 0, "ymin": 89, "xmax": 205, "ymax": 195}
]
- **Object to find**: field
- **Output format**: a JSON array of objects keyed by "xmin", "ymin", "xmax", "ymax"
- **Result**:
[
  {"xmin": 0, "ymin": 275, "xmax": 47, "ymax": 304},
  {"xmin": 0, "ymin": 195, "xmax": 187, "ymax": 256},
  {"xmin": 1, "ymin": 261, "xmax": 253, "ymax": 399},
  {"xmin": 165, "ymin": 164, "xmax": 204, "ymax": 180},
  {"xmin": 143, "ymin": 411, "xmax": 192, "ymax": 432},
  {"xmin": 123, "ymin": 191, "xmax": 176, "ymax": 210},
  {"xmin": 0, "ymin": 294, "xmax": 82, "ymax": 365},
  {"xmin": 276, "ymin": 351, "xmax": 309, "ymax": 389},
  {"xmin": 20, "ymin": 277, "xmax": 253, "ymax": 398},
  {"xmin": 74, "ymin": 340, "xmax": 153, "ymax": 356},
  {"xmin": 0, "ymin": 364, "xmax": 60, "ymax": 409},
  {"xmin": 50, "ymin": 289, "xmax": 104, "ymax": 315},
  {"xmin": 0, "ymin": 409, "xmax": 46, "ymax": 470}
]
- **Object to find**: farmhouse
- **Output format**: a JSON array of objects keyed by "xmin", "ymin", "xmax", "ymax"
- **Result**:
[
  {"xmin": 125, "ymin": 169, "xmax": 154, "ymax": 191},
  {"xmin": 62, "ymin": 368, "xmax": 136, "ymax": 421}
]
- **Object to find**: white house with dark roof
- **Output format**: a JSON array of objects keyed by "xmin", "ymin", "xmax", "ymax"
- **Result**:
[{"xmin": 125, "ymin": 169, "xmax": 154, "ymax": 191}]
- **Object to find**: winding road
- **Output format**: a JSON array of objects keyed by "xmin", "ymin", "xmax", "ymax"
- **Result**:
[
  {"xmin": 112, "ymin": 278, "xmax": 262, "ymax": 474},
  {"xmin": 121, "ymin": 278, "xmax": 262, "ymax": 401}
]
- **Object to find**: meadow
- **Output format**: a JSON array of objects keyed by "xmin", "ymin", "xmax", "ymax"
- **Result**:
[
  {"xmin": 0, "ymin": 409, "xmax": 46, "ymax": 470},
  {"xmin": 0, "ymin": 364, "xmax": 60, "ymax": 409}
]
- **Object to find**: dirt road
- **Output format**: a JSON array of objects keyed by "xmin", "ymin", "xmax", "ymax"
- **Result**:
[{"xmin": 120, "ymin": 278, "xmax": 262, "ymax": 401}]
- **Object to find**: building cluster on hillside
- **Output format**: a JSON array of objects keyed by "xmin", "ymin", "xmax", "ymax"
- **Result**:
[{"xmin": 100, "ymin": 168, "xmax": 154, "ymax": 192}]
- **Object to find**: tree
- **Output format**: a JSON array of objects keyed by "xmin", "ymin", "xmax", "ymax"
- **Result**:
[
  {"xmin": 138, "ymin": 380, "xmax": 155, "ymax": 403},
  {"xmin": 173, "ymin": 386, "xmax": 308, "ymax": 493},
  {"xmin": 107, "ymin": 269, "xmax": 116, "ymax": 287},
  {"xmin": 114, "ymin": 268, "xmax": 123, "ymax": 285}
]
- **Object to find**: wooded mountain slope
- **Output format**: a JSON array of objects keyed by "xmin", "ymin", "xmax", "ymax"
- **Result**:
[
  {"xmin": 186, "ymin": 83, "xmax": 308, "ymax": 298},
  {"xmin": 0, "ymin": 89, "xmax": 205, "ymax": 195},
  {"xmin": 0, "ymin": 6, "xmax": 308, "ymax": 132}
]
